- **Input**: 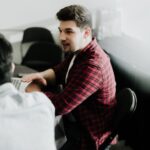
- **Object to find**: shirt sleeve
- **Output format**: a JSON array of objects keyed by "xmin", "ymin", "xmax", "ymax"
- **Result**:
[{"xmin": 45, "ymin": 61, "xmax": 102, "ymax": 115}]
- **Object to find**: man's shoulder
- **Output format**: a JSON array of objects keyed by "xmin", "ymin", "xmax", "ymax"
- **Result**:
[
  {"xmin": 0, "ymin": 90, "xmax": 55, "ymax": 113},
  {"xmin": 78, "ymin": 47, "xmax": 109, "ymax": 68},
  {"xmin": 21, "ymin": 91, "xmax": 55, "ymax": 110},
  {"xmin": 0, "ymin": 88, "xmax": 56, "ymax": 150}
]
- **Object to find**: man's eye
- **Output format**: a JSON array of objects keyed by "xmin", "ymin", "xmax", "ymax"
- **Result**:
[{"xmin": 66, "ymin": 30, "xmax": 74, "ymax": 34}]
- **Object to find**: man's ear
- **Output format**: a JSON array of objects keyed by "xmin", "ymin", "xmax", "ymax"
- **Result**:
[
  {"xmin": 11, "ymin": 63, "xmax": 15, "ymax": 73},
  {"xmin": 83, "ymin": 27, "xmax": 92, "ymax": 38}
]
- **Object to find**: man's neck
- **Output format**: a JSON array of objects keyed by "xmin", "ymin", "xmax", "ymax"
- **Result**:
[{"xmin": 81, "ymin": 36, "xmax": 92, "ymax": 49}]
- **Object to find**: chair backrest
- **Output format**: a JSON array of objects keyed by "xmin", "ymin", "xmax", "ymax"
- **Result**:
[
  {"xmin": 22, "ymin": 27, "xmax": 55, "ymax": 43},
  {"xmin": 21, "ymin": 42, "xmax": 63, "ymax": 71},
  {"xmin": 21, "ymin": 27, "xmax": 55, "ymax": 58},
  {"xmin": 99, "ymin": 88, "xmax": 137, "ymax": 150}
]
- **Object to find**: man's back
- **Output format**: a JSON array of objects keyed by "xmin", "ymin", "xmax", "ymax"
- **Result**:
[{"xmin": 0, "ymin": 83, "xmax": 56, "ymax": 150}]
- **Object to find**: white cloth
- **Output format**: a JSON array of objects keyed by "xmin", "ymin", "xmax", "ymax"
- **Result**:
[
  {"xmin": 0, "ymin": 83, "xmax": 56, "ymax": 150},
  {"xmin": 65, "ymin": 54, "xmax": 77, "ymax": 83}
]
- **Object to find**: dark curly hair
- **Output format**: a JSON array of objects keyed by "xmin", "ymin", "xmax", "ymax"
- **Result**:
[
  {"xmin": 56, "ymin": 5, "xmax": 92, "ymax": 29},
  {"xmin": 0, "ymin": 34, "xmax": 13, "ymax": 85}
]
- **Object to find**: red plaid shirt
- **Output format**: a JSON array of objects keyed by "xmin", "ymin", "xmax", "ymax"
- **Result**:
[{"xmin": 45, "ymin": 38, "xmax": 116, "ymax": 150}]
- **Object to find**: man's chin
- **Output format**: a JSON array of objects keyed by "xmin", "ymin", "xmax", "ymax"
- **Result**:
[{"xmin": 63, "ymin": 48, "xmax": 71, "ymax": 53}]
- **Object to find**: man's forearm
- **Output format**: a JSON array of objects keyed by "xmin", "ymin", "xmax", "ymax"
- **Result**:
[{"xmin": 40, "ymin": 69, "xmax": 56, "ymax": 85}]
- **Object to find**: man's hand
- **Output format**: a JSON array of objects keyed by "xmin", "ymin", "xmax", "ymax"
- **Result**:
[
  {"xmin": 22, "ymin": 73, "xmax": 47, "ymax": 93},
  {"xmin": 21, "ymin": 73, "xmax": 47, "ymax": 86},
  {"xmin": 25, "ymin": 82, "xmax": 42, "ymax": 92}
]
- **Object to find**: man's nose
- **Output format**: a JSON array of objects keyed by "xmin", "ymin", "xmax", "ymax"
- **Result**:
[{"xmin": 59, "ymin": 32, "xmax": 66, "ymax": 40}]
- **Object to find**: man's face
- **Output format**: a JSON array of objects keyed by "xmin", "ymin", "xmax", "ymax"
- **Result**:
[{"xmin": 58, "ymin": 21, "xmax": 85, "ymax": 53}]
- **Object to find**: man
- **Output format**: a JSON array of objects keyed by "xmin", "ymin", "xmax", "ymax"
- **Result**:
[
  {"xmin": 0, "ymin": 34, "xmax": 56, "ymax": 150},
  {"xmin": 22, "ymin": 5, "xmax": 116, "ymax": 150}
]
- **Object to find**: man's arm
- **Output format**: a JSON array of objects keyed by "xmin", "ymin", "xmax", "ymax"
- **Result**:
[
  {"xmin": 22, "ymin": 68, "xmax": 56, "ymax": 92},
  {"xmin": 40, "ymin": 68, "xmax": 56, "ymax": 85},
  {"xmin": 46, "ymin": 62, "xmax": 102, "ymax": 115}
]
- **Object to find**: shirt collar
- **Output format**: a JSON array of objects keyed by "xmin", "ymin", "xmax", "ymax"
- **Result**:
[{"xmin": 82, "ymin": 37, "xmax": 97, "ymax": 53}]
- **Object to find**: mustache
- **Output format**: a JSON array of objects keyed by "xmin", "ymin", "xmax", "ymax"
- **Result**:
[{"xmin": 61, "ymin": 40, "xmax": 67, "ymax": 44}]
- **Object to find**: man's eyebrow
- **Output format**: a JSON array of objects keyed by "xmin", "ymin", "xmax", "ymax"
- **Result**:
[
  {"xmin": 58, "ymin": 27, "xmax": 74, "ymax": 31},
  {"xmin": 65, "ymin": 28, "xmax": 74, "ymax": 31}
]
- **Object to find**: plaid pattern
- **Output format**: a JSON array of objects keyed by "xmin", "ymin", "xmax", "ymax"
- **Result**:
[{"xmin": 45, "ymin": 38, "xmax": 116, "ymax": 150}]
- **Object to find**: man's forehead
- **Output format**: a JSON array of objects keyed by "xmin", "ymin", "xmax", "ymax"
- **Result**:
[
  {"xmin": 59, "ymin": 21, "xmax": 78, "ymax": 29},
  {"xmin": 58, "ymin": 26, "xmax": 77, "ymax": 31}
]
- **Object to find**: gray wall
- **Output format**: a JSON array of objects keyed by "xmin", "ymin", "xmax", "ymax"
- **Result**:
[{"xmin": 0, "ymin": 0, "xmax": 117, "ymax": 29}]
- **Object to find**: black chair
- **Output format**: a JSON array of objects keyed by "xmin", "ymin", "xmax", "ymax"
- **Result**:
[
  {"xmin": 20, "ymin": 27, "xmax": 55, "ymax": 58},
  {"xmin": 99, "ymin": 88, "xmax": 137, "ymax": 150},
  {"xmin": 21, "ymin": 42, "xmax": 63, "ymax": 71}
]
